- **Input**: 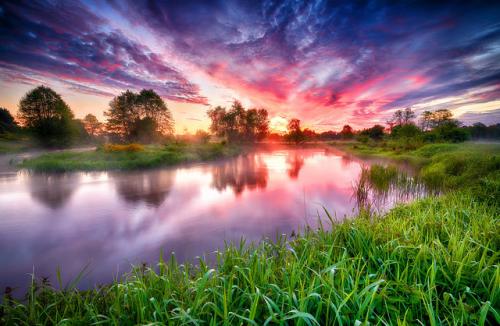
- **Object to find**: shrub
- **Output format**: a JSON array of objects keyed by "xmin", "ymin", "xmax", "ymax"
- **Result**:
[{"xmin": 102, "ymin": 143, "xmax": 145, "ymax": 153}]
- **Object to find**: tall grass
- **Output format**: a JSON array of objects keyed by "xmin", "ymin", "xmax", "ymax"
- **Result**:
[{"xmin": 1, "ymin": 191, "xmax": 498, "ymax": 325}]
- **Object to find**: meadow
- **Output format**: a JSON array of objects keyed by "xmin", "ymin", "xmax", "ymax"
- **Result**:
[
  {"xmin": 19, "ymin": 142, "xmax": 241, "ymax": 172},
  {"xmin": 1, "ymin": 142, "xmax": 498, "ymax": 325}
]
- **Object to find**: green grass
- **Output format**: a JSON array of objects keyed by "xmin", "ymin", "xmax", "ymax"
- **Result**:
[
  {"xmin": 1, "ymin": 191, "xmax": 498, "ymax": 325},
  {"xmin": 19, "ymin": 142, "xmax": 241, "ymax": 172},
  {"xmin": 2, "ymin": 141, "xmax": 499, "ymax": 324},
  {"xmin": 0, "ymin": 136, "xmax": 33, "ymax": 154}
]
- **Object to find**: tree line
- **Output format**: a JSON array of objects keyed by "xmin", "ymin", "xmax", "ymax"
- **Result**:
[
  {"xmin": 280, "ymin": 107, "xmax": 500, "ymax": 145},
  {"xmin": 1, "ymin": 85, "xmax": 499, "ymax": 147},
  {"xmin": 0, "ymin": 86, "xmax": 175, "ymax": 147}
]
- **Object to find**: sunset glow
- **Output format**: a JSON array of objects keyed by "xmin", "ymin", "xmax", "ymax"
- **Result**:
[{"xmin": 0, "ymin": 1, "xmax": 499, "ymax": 132}]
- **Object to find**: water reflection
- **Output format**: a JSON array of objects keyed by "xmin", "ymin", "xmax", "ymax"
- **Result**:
[
  {"xmin": 111, "ymin": 169, "xmax": 175, "ymax": 207},
  {"xmin": 0, "ymin": 146, "xmax": 427, "ymax": 295},
  {"xmin": 29, "ymin": 173, "xmax": 78, "ymax": 209},
  {"xmin": 211, "ymin": 154, "xmax": 268, "ymax": 195},
  {"xmin": 286, "ymin": 153, "xmax": 304, "ymax": 179}
]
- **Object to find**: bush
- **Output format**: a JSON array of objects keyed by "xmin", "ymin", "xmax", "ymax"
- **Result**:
[
  {"xmin": 102, "ymin": 143, "xmax": 145, "ymax": 153},
  {"xmin": 390, "ymin": 124, "xmax": 421, "ymax": 138}
]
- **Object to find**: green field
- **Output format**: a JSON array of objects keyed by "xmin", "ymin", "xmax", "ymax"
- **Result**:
[
  {"xmin": 18, "ymin": 142, "xmax": 241, "ymax": 172},
  {"xmin": 1, "ymin": 142, "xmax": 499, "ymax": 325}
]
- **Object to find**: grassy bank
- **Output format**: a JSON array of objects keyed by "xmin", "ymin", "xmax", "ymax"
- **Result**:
[
  {"xmin": 2, "ymin": 143, "xmax": 499, "ymax": 324},
  {"xmin": 19, "ymin": 142, "xmax": 241, "ymax": 172}
]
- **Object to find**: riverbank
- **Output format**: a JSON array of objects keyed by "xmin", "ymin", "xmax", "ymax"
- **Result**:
[
  {"xmin": 1, "ymin": 142, "xmax": 498, "ymax": 324},
  {"xmin": 18, "ymin": 142, "xmax": 242, "ymax": 172}
]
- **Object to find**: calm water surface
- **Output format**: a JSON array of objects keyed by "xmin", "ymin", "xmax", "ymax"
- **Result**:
[{"xmin": 0, "ymin": 146, "xmax": 420, "ymax": 293}]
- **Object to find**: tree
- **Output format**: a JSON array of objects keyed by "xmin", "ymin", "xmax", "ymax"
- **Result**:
[
  {"xmin": 402, "ymin": 107, "xmax": 416, "ymax": 125},
  {"xmin": 207, "ymin": 106, "xmax": 227, "ymax": 138},
  {"xmin": 391, "ymin": 123, "xmax": 422, "ymax": 138},
  {"xmin": 0, "ymin": 107, "xmax": 17, "ymax": 133},
  {"xmin": 194, "ymin": 130, "xmax": 211, "ymax": 143},
  {"xmin": 18, "ymin": 86, "xmax": 75, "ymax": 146},
  {"xmin": 83, "ymin": 114, "xmax": 103, "ymax": 136},
  {"xmin": 420, "ymin": 111, "xmax": 433, "ymax": 131},
  {"xmin": 136, "ymin": 89, "xmax": 174, "ymax": 136},
  {"xmin": 388, "ymin": 107, "xmax": 415, "ymax": 130},
  {"xmin": 340, "ymin": 125, "xmax": 354, "ymax": 139},
  {"xmin": 430, "ymin": 109, "xmax": 454, "ymax": 128},
  {"xmin": 105, "ymin": 89, "xmax": 174, "ymax": 142},
  {"xmin": 286, "ymin": 118, "xmax": 304, "ymax": 143},
  {"xmin": 206, "ymin": 101, "xmax": 269, "ymax": 142},
  {"xmin": 419, "ymin": 109, "xmax": 455, "ymax": 131},
  {"xmin": 360, "ymin": 124, "xmax": 385, "ymax": 140}
]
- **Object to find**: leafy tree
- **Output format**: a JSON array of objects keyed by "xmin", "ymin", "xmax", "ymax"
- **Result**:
[
  {"xmin": 105, "ymin": 90, "xmax": 137, "ymax": 139},
  {"xmin": 286, "ymin": 118, "xmax": 304, "ymax": 143},
  {"xmin": 419, "ymin": 111, "xmax": 433, "ymax": 131},
  {"xmin": 340, "ymin": 124, "xmax": 354, "ymax": 139},
  {"xmin": 466, "ymin": 123, "xmax": 500, "ymax": 139},
  {"xmin": 0, "ymin": 107, "xmax": 18, "ymax": 133},
  {"xmin": 105, "ymin": 89, "xmax": 174, "ymax": 142},
  {"xmin": 432, "ymin": 121, "xmax": 469, "ymax": 143},
  {"xmin": 83, "ymin": 114, "xmax": 103, "ymax": 136},
  {"xmin": 360, "ymin": 124, "xmax": 385, "ymax": 140},
  {"xmin": 419, "ymin": 109, "xmax": 455, "ymax": 130},
  {"xmin": 194, "ymin": 130, "xmax": 211, "ymax": 144},
  {"xmin": 18, "ymin": 86, "xmax": 75, "ymax": 146},
  {"xmin": 388, "ymin": 107, "xmax": 415, "ymax": 130},
  {"xmin": 136, "ymin": 89, "xmax": 174, "ymax": 136},
  {"xmin": 207, "ymin": 101, "xmax": 269, "ymax": 142},
  {"xmin": 391, "ymin": 123, "xmax": 422, "ymax": 138}
]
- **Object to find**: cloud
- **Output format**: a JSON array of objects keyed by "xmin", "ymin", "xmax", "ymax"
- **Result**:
[
  {"xmin": 0, "ymin": 0, "xmax": 207, "ymax": 104},
  {"xmin": 1, "ymin": 0, "xmax": 499, "ymax": 127}
]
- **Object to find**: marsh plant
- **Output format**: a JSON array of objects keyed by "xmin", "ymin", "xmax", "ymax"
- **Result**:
[{"xmin": 353, "ymin": 164, "xmax": 429, "ymax": 215}]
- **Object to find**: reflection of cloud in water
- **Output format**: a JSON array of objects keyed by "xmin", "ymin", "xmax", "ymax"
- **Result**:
[
  {"xmin": 0, "ymin": 146, "xmax": 428, "ymax": 295},
  {"xmin": 111, "ymin": 169, "xmax": 176, "ymax": 207},
  {"xmin": 29, "ymin": 173, "xmax": 78, "ymax": 209},
  {"xmin": 211, "ymin": 154, "xmax": 268, "ymax": 195}
]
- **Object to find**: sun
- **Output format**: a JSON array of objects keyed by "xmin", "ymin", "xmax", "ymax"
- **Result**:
[{"xmin": 269, "ymin": 116, "xmax": 288, "ymax": 133}]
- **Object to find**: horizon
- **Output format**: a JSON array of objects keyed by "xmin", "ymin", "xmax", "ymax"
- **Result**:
[{"xmin": 1, "ymin": 1, "xmax": 499, "ymax": 133}]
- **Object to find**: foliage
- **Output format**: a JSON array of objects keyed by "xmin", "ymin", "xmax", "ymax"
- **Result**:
[
  {"xmin": 0, "ymin": 107, "xmax": 18, "ymax": 133},
  {"xmin": 387, "ymin": 107, "xmax": 415, "ymax": 130},
  {"xmin": 17, "ymin": 86, "xmax": 76, "ymax": 147},
  {"xmin": 285, "ymin": 118, "xmax": 304, "ymax": 143},
  {"xmin": 340, "ymin": 124, "xmax": 354, "ymax": 139},
  {"xmin": 207, "ymin": 101, "xmax": 269, "ymax": 142},
  {"xmin": 103, "ymin": 143, "xmax": 145, "ymax": 153},
  {"xmin": 105, "ymin": 89, "xmax": 174, "ymax": 142},
  {"xmin": 82, "ymin": 113, "xmax": 103, "ymax": 136},
  {"xmin": 430, "ymin": 121, "xmax": 469, "ymax": 143},
  {"xmin": 359, "ymin": 124, "xmax": 385, "ymax": 140},
  {"xmin": 465, "ymin": 123, "xmax": 500, "ymax": 139},
  {"xmin": 419, "ymin": 109, "xmax": 455, "ymax": 130},
  {"xmin": 194, "ymin": 130, "xmax": 211, "ymax": 144}
]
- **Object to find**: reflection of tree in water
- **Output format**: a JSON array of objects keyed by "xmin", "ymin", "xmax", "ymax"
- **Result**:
[
  {"xmin": 211, "ymin": 154, "xmax": 268, "ymax": 195},
  {"xmin": 286, "ymin": 153, "xmax": 304, "ymax": 179},
  {"xmin": 111, "ymin": 169, "xmax": 175, "ymax": 207},
  {"xmin": 29, "ymin": 173, "xmax": 78, "ymax": 209}
]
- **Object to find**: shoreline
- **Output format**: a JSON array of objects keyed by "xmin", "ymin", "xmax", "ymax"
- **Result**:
[{"xmin": 1, "ymin": 141, "xmax": 498, "ymax": 324}]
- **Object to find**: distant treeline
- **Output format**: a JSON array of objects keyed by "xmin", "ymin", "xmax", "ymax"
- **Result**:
[{"xmin": 1, "ymin": 85, "xmax": 499, "ymax": 148}]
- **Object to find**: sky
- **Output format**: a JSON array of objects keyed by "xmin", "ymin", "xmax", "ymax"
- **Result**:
[{"xmin": 0, "ymin": 0, "xmax": 499, "ymax": 133}]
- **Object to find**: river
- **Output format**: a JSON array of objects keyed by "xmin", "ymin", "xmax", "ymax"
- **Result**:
[{"xmin": 0, "ymin": 146, "xmax": 422, "ymax": 294}]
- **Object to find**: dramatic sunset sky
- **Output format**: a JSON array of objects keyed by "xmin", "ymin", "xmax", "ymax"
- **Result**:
[{"xmin": 0, "ymin": 0, "xmax": 499, "ymax": 133}]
